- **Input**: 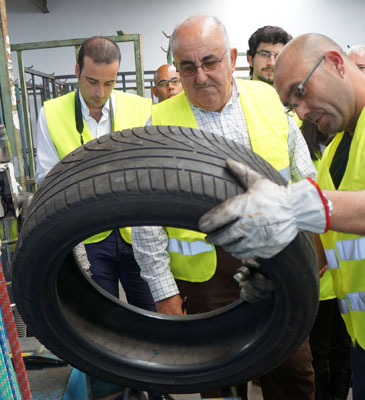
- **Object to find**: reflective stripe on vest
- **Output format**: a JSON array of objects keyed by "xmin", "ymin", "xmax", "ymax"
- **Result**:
[
  {"xmin": 338, "ymin": 292, "xmax": 365, "ymax": 314},
  {"xmin": 337, "ymin": 237, "xmax": 365, "ymax": 261},
  {"xmin": 325, "ymin": 237, "xmax": 365, "ymax": 269},
  {"xmin": 167, "ymin": 238, "xmax": 214, "ymax": 256},
  {"xmin": 325, "ymin": 248, "xmax": 340, "ymax": 270},
  {"xmin": 165, "ymin": 227, "xmax": 217, "ymax": 282},
  {"xmin": 279, "ymin": 166, "xmax": 290, "ymax": 182}
]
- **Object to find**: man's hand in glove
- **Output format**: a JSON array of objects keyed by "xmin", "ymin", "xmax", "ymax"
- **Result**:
[
  {"xmin": 234, "ymin": 259, "xmax": 274, "ymax": 303},
  {"xmin": 199, "ymin": 159, "xmax": 331, "ymax": 260}
]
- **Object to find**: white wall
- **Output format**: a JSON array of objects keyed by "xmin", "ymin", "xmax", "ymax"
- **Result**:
[{"xmin": 6, "ymin": 0, "xmax": 365, "ymax": 79}]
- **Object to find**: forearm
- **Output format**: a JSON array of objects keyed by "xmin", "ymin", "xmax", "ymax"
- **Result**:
[
  {"xmin": 325, "ymin": 190, "xmax": 365, "ymax": 234},
  {"xmin": 131, "ymin": 226, "xmax": 179, "ymax": 302}
]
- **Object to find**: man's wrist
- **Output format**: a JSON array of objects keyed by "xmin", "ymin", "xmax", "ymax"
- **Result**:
[{"xmin": 306, "ymin": 177, "xmax": 331, "ymax": 232}]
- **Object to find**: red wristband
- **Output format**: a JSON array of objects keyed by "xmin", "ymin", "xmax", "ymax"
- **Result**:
[{"xmin": 306, "ymin": 177, "xmax": 331, "ymax": 233}]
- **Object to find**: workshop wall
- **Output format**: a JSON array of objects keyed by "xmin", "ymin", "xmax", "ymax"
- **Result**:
[{"xmin": 6, "ymin": 0, "xmax": 365, "ymax": 82}]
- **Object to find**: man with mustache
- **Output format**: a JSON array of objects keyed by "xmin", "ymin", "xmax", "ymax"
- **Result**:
[
  {"xmin": 132, "ymin": 15, "xmax": 316, "ymax": 400},
  {"xmin": 247, "ymin": 25, "xmax": 292, "ymax": 85}
]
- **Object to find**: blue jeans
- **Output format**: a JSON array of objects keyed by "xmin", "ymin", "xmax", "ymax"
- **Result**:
[
  {"xmin": 351, "ymin": 344, "xmax": 365, "ymax": 400},
  {"xmin": 85, "ymin": 229, "xmax": 156, "ymax": 311}
]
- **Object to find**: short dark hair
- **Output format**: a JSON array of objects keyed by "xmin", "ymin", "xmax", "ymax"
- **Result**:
[
  {"xmin": 247, "ymin": 26, "xmax": 292, "ymax": 77},
  {"xmin": 77, "ymin": 36, "xmax": 121, "ymax": 73}
]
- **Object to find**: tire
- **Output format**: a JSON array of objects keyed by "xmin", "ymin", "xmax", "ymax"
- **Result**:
[{"xmin": 12, "ymin": 126, "xmax": 318, "ymax": 393}]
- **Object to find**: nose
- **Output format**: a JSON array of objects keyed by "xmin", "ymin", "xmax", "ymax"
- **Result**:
[
  {"xmin": 294, "ymin": 102, "xmax": 309, "ymax": 121},
  {"xmin": 95, "ymin": 84, "xmax": 105, "ymax": 98},
  {"xmin": 195, "ymin": 65, "xmax": 208, "ymax": 84}
]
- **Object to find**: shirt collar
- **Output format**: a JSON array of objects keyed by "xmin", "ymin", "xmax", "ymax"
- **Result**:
[{"xmin": 78, "ymin": 90, "xmax": 115, "ymax": 119}]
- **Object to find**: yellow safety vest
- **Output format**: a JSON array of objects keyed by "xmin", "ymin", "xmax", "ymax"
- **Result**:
[
  {"xmin": 318, "ymin": 108, "xmax": 365, "ymax": 348},
  {"xmin": 151, "ymin": 79, "xmax": 290, "ymax": 282},
  {"xmin": 44, "ymin": 90, "xmax": 151, "ymax": 244}
]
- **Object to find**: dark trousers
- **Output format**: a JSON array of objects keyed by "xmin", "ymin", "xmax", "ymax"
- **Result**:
[
  {"xmin": 176, "ymin": 247, "xmax": 314, "ymax": 400},
  {"xmin": 309, "ymin": 298, "xmax": 351, "ymax": 374},
  {"xmin": 351, "ymin": 344, "xmax": 365, "ymax": 400},
  {"xmin": 309, "ymin": 298, "xmax": 351, "ymax": 400},
  {"xmin": 85, "ymin": 229, "xmax": 156, "ymax": 311},
  {"xmin": 259, "ymin": 337, "xmax": 315, "ymax": 400}
]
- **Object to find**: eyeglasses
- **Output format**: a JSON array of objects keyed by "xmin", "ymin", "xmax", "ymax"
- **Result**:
[
  {"xmin": 285, "ymin": 54, "xmax": 325, "ymax": 114},
  {"xmin": 175, "ymin": 49, "xmax": 229, "ymax": 77},
  {"xmin": 255, "ymin": 50, "xmax": 280, "ymax": 60},
  {"xmin": 156, "ymin": 77, "xmax": 181, "ymax": 87}
]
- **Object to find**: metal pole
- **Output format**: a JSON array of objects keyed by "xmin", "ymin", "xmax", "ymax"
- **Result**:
[
  {"xmin": 0, "ymin": 0, "xmax": 26, "ymax": 188},
  {"xmin": 16, "ymin": 50, "xmax": 36, "ymax": 191},
  {"xmin": 133, "ymin": 34, "xmax": 145, "ymax": 96}
]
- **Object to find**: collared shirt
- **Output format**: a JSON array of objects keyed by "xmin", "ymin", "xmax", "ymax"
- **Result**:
[
  {"xmin": 132, "ymin": 79, "xmax": 317, "ymax": 302},
  {"xmin": 35, "ymin": 91, "xmax": 116, "ymax": 185}
]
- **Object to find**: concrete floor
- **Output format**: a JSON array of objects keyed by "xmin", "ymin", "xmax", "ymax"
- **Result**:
[
  {"xmin": 171, "ymin": 380, "xmax": 353, "ymax": 399},
  {"xmin": 171, "ymin": 381, "xmax": 263, "ymax": 399}
]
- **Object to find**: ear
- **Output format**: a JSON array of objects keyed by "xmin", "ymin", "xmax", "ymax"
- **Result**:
[
  {"xmin": 247, "ymin": 54, "xmax": 253, "ymax": 68},
  {"xmin": 152, "ymin": 86, "xmax": 157, "ymax": 97},
  {"xmin": 75, "ymin": 63, "xmax": 81, "ymax": 79},
  {"xmin": 230, "ymin": 48, "xmax": 238, "ymax": 72},
  {"xmin": 324, "ymin": 51, "xmax": 345, "ymax": 76}
]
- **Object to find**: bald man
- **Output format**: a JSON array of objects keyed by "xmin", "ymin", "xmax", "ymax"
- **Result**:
[
  {"xmin": 133, "ymin": 15, "xmax": 317, "ymax": 400},
  {"xmin": 348, "ymin": 45, "xmax": 365, "ymax": 73},
  {"xmin": 199, "ymin": 33, "xmax": 365, "ymax": 400},
  {"xmin": 152, "ymin": 64, "xmax": 183, "ymax": 102}
]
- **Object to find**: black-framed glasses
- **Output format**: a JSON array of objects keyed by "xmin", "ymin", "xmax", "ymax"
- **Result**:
[
  {"xmin": 285, "ymin": 54, "xmax": 325, "ymax": 114},
  {"xmin": 156, "ymin": 77, "xmax": 181, "ymax": 87},
  {"xmin": 255, "ymin": 50, "xmax": 280, "ymax": 60},
  {"xmin": 175, "ymin": 49, "xmax": 229, "ymax": 77}
]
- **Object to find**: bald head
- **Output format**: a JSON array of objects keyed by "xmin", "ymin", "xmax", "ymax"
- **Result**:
[
  {"xmin": 274, "ymin": 33, "xmax": 365, "ymax": 135},
  {"xmin": 276, "ymin": 33, "xmax": 344, "ymax": 73},
  {"xmin": 171, "ymin": 15, "xmax": 230, "ymax": 56}
]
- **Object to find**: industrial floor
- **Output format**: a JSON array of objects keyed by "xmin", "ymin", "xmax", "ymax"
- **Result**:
[{"xmin": 171, "ymin": 382, "xmax": 354, "ymax": 399}]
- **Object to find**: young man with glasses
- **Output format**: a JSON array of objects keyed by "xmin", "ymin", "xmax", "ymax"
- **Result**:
[
  {"xmin": 132, "ymin": 15, "xmax": 316, "ymax": 400},
  {"xmin": 246, "ymin": 25, "xmax": 292, "ymax": 85},
  {"xmin": 152, "ymin": 64, "xmax": 183, "ymax": 102},
  {"xmin": 199, "ymin": 32, "xmax": 365, "ymax": 400}
]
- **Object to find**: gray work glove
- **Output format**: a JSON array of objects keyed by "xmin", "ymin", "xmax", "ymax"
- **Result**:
[
  {"xmin": 234, "ymin": 259, "xmax": 274, "ymax": 303},
  {"xmin": 199, "ymin": 159, "xmax": 328, "ymax": 260}
]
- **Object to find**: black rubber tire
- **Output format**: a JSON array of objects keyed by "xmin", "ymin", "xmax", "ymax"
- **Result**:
[{"xmin": 12, "ymin": 126, "xmax": 318, "ymax": 393}]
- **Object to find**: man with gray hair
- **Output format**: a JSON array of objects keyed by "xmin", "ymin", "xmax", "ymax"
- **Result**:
[
  {"xmin": 133, "ymin": 15, "xmax": 316, "ymax": 400},
  {"xmin": 348, "ymin": 45, "xmax": 365, "ymax": 73}
]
